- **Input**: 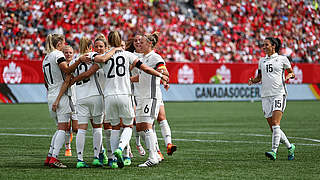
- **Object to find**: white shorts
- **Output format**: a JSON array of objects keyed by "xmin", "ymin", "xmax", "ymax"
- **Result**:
[
  {"xmin": 48, "ymin": 94, "xmax": 72, "ymax": 124},
  {"xmin": 76, "ymin": 95, "xmax": 104, "ymax": 125},
  {"xmin": 104, "ymin": 95, "xmax": 135, "ymax": 121},
  {"xmin": 262, "ymin": 94, "xmax": 287, "ymax": 118},
  {"xmin": 136, "ymin": 98, "xmax": 161, "ymax": 124}
]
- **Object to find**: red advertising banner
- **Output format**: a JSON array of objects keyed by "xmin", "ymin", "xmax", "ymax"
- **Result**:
[
  {"xmin": 0, "ymin": 60, "xmax": 44, "ymax": 83},
  {"xmin": 166, "ymin": 62, "xmax": 320, "ymax": 84},
  {"xmin": 1, "ymin": 60, "xmax": 320, "ymax": 84}
]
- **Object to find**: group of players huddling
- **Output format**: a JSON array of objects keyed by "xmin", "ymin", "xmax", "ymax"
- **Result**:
[{"xmin": 42, "ymin": 31, "xmax": 177, "ymax": 168}]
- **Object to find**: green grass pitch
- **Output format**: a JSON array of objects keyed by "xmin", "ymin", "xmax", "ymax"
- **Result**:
[{"xmin": 0, "ymin": 101, "xmax": 320, "ymax": 179}]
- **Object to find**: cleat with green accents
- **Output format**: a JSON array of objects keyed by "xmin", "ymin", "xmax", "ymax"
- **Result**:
[
  {"xmin": 111, "ymin": 160, "xmax": 118, "ymax": 169},
  {"xmin": 265, "ymin": 151, "xmax": 276, "ymax": 160},
  {"xmin": 288, "ymin": 144, "xmax": 295, "ymax": 160},
  {"xmin": 99, "ymin": 150, "xmax": 108, "ymax": 165},
  {"xmin": 92, "ymin": 157, "xmax": 103, "ymax": 167},
  {"xmin": 113, "ymin": 148, "xmax": 124, "ymax": 168},
  {"xmin": 76, "ymin": 160, "xmax": 89, "ymax": 168},
  {"xmin": 123, "ymin": 157, "xmax": 131, "ymax": 166}
]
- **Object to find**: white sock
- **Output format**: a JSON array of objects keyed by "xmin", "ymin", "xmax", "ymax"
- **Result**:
[
  {"xmin": 118, "ymin": 127, "xmax": 132, "ymax": 151},
  {"xmin": 271, "ymin": 125, "xmax": 281, "ymax": 153},
  {"xmin": 133, "ymin": 125, "xmax": 141, "ymax": 146},
  {"xmin": 76, "ymin": 129, "xmax": 86, "ymax": 161},
  {"xmin": 104, "ymin": 129, "xmax": 112, "ymax": 159},
  {"xmin": 280, "ymin": 129, "xmax": 291, "ymax": 149},
  {"xmin": 65, "ymin": 131, "xmax": 71, "ymax": 149},
  {"xmin": 52, "ymin": 130, "xmax": 66, "ymax": 158},
  {"xmin": 152, "ymin": 124, "xmax": 160, "ymax": 152},
  {"xmin": 144, "ymin": 129, "xmax": 157, "ymax": 162},
  {"xmin": 93, "ymin": 128, "xmax": 102, "ymax": 158},
  {"xmin": 48, "ymin": 130, "xmax": 58, "ymax": 157},
  {"xmin": 159, "ymin": 120, "xmax": 172, "ymax": 146},
  {"xmin": 110, "ymin": 130, "xmax": 120, "ymax": 158}
]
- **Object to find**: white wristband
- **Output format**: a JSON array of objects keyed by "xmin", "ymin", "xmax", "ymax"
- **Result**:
[{"xmin": 159, "ymin": 73, "xmax": 163, "ymax": 79}]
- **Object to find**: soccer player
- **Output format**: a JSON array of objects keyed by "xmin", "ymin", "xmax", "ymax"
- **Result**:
[
  {"xmin": 93, "ymin": 34, "xmax": 113, "ymax": 166},
  {"xmin": 248, "ymin": 37, "xmax": 296, "ymax": 160},
  {"xmin": 43, "ymin": 34, "xmax": 87, "ymax": 168},
  {"xmin": 62, "ymin": 45, "xmax": 78, "ymax": 157},
  {"xmin": 133, "ymin": 32, "xmax": 172, "ymax": 167},
  {"xmin": 76, "ymin": 30, "xmax": 168, "ymax": 168}
]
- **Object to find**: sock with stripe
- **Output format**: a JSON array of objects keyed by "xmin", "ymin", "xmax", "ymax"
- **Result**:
[
  {"xmin": 48, "ymin": 130, "xmax": 58, "ymax": 157},
  {"xmin": 271, "ymin": 125, "xmax": 281, "ymax": 153},
  {"xmin": 76, "ymin": 129, "xmax": 86, "ymax": 161},
  {"xmin": 52, "ymin": 130, "xmax": 66, "ymax": 158},
  {"xmin": 159, "ymin": 120, "xmax": 172, "ymax": 146},
  {"xmin": 93, "ymin": 128, "xmax": 102, "ymax": 158}
]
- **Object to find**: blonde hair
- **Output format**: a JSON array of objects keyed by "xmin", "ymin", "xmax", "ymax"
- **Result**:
[
  {"xmin": 79, "ymin": 36, "xmax": 92, "ymax": 54},
  {"xmin": 94, "ymin": 33, "xmax": 108, "ymax": 49},
  {"xmin": 45, "ymin": 34, "xmax": 65, "ymax": 53},
  {"xmin": 108, "ymin": 31, "xmax": 122, "ymax": 47},
  {"xmin": 62, "ymin": 45, "xmax": 73, "ymax": 52},
  {"xmin": 144, "ymin": 32, "xmax": 160, "ymax": 48}
]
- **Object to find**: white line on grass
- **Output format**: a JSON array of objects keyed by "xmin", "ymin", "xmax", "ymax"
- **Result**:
[{"xmin": 1, "ymin": 133, "xmax": 319, "ymax": 146}]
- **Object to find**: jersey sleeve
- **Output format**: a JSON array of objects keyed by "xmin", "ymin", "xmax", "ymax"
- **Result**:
[
  {"xmin": 153, "ymin": 55, "xmax": 165, "ymax": 69},
  {"xmin": 55, "ymin": 51, "xmax": 66, "ymax": 64},
  {"xmin": 127, "ymin": 51, "xmax": 138, "ymax": 65},
  {"xmin": 283, "ymin": 56, "xmax": 292, "ymax": 69}
]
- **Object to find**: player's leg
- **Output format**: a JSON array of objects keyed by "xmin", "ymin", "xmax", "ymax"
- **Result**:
[
  {"xmin": 75, "ymin": 100, "xmax": 90, "ymax": 168},
  {"xmin": 64, "ymin": 119, "xmax": 72, "ymax": 156},
  {"xmin": 152, "ymin": 123, "xmax": 164, "ymax": 162},
  {"xmin": 91, "ymin": 96, "xmax": 104, "ymax": 167},
  {"xmin": 48, "ymin": 95, "xmax": 71, "ymax": 168},
  {"xmin": 103, "ymin": 122, "xmax": 113, "ymax": 166},
  {"xmin": 157, "ymin": 104, "xmax": 177, "ymax": 155}
]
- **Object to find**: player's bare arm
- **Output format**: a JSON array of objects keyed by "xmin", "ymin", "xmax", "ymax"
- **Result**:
[
  {"xmin": 132, "ymin": 59, "xmax": 169, "ymax": 84},
  {"xmin": 94, "ymin": 47, "xmax": 123, "ymax": 63},
  {"xmin": 70, "ymin": 64, "xmax": 100, "ymax": 86},
  {"xmin": 248, "ymin": 70, "xmax": 262, "ymax": 85}
]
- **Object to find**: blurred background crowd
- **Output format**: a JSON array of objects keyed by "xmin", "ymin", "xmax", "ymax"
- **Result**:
[{"xmin": 0, "ymin": 0, "xmax": 319, "ymax": 63}]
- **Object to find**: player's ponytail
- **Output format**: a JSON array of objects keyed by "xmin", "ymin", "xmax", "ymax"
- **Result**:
[
  {"xmin": 45, "ymin": 34, "xmax": 65, "ymax": 53},
  {"xmin": 79, "ymin": 36, "xmax": 92, "ymax": 54},
  {"xmin": 144, "ymin": 31, "xmax": 160, "ymax": 48},
  {"xmin": 108, "ymin": 31, "xmax": 122, "ymax": 47}
]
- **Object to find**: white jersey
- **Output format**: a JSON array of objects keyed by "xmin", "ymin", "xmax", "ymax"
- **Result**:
[
  {"xmin": 98, "ymin": 49, "xmax": 137, "ymax": 96},
  {"xmin": 42, "ymin": 50, "xmax": 66, "ymax": 97},
  {"xmin": 131, "ymin": 52, "xmax": 143, "ymax": 96},
  {"xmin": 258, "ymin": 53, "xmax": 291, "ymax": 97},
  {"xmin": 136, "ymin": 50, "xmax": 165, "ymax": 99},
  {"xmin": 71, "ymin": 52, "xmax": 103, "ymax": 100}
]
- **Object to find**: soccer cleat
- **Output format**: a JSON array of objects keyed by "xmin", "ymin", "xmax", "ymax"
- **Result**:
[
  {"xmin": 113, "ymin": 148, "xmax": 124, "ymax": 168},
  {"xmin": 167, "ymin": 143, "xmax": 177, "ymax": 155},
  {"xmin": 44, "ymin": 156, "xmax": 51, "ymax": 166},
  {"xmin": 111, "ymin": 160, "xmax": 118, "ymax": 169},
  {"xmin": 98, "ymin": 150, "xmax": 108, "ymax": 165},
  {"xmin": 123, "ymin": 157, "xmax": 132, "ymax": 166},
  {"xmin": 265, "ymin": 151, "xmax": 277, "ymax": 160},
  {"xmin": 65, "ymin": 149, "xmax": 72, "ymax": 157},
  {"xmin": 92, "ymin": 157, "xmax": 103, "ymax": 167},
  {"xmin": 76, "ymin": 160, "xmax": 89, "ymax": 168},
  {"xmin": 136, "ymin": 145, "xmax": 146, "ymax": 156},
  {"xmin": 157, "ymin": 151, "xmax": 164, "ymax": 162},
  {"xmin": 49, "ymin": 157, "xmax": 67, "ymax": 168},
  {"xmin": 138, "ymin": 159, "xmax": 158, "ymax": 167},
  {"xmin": 107, "ymin": 158, "xmax": 113, "ymax": 167},
  {"xmin": 288, "ymin": 144, "xmax": 296, "ymax": 160}
]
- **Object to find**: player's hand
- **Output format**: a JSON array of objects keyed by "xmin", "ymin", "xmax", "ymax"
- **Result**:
[
  {"xmin": 52, "ymin": 100, "xmax": 59, "ymax": 112},
  {"xmin": 285, "ymin": 73, "xmax": 295, "ymax": 81},
  {"xmin": 164, "ymin": 84, "xmax": 170, "ymax": 91},
  {"xmin": 248, "ymin": 78, "xmax": 253, "ymax": 86},
  {"xmin": 79, "ymin": 53, "xmax": 91, "ymax": 64},
  {"xmin": 161, "ymin": 75, "xmax": 169, "ymax": 84}
]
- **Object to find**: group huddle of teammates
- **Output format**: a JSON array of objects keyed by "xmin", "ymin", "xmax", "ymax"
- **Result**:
[{"xmin": 42, "ymin": 30, "xmax": 177, "ymax": 168}]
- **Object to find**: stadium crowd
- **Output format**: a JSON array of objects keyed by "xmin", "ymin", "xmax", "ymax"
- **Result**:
[{"xmin": 0, "ymin": 0, "xmax": 319, "ymax": 63}]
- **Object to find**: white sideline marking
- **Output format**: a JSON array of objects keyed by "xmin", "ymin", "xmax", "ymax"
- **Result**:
[{"xmin": 1, "ymin": 133, "xmax": 319, "ymax": 146}]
